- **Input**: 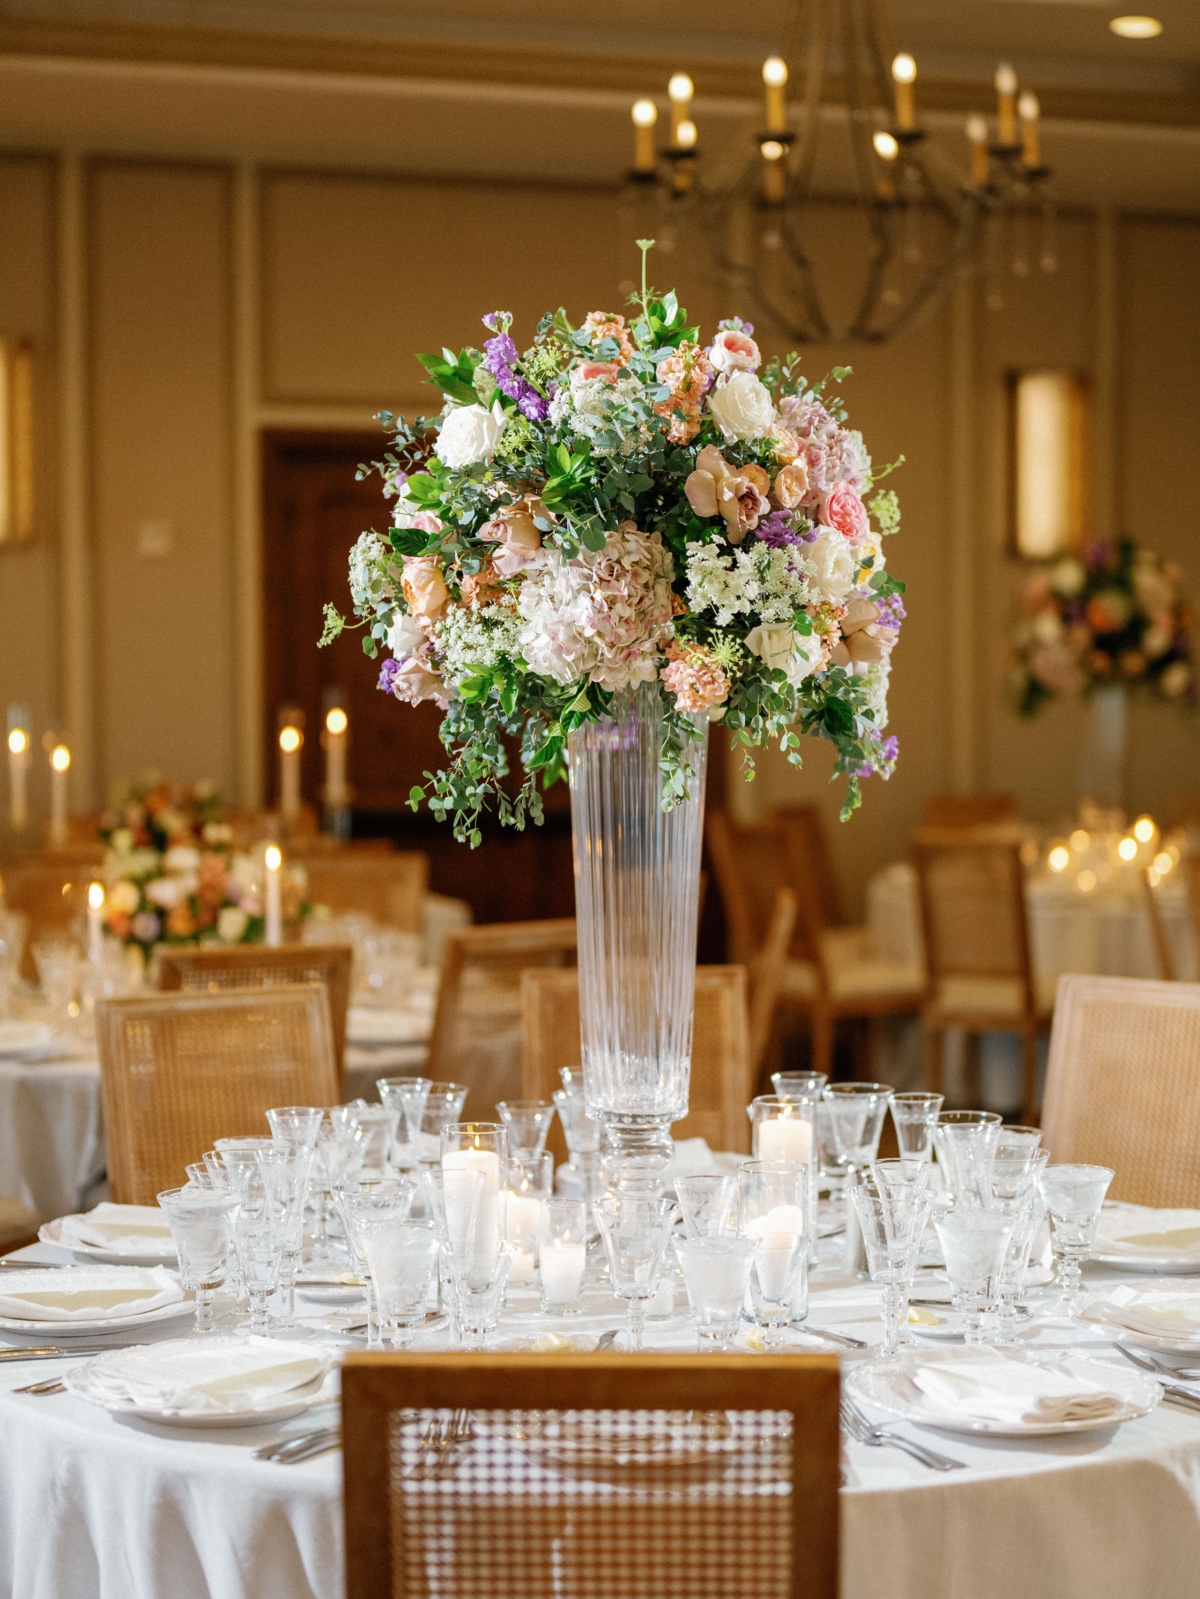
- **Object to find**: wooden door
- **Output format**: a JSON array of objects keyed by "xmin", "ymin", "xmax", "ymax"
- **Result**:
[{"xmin": 261, "ymin": 429, "xmax": 446, "ymax": 812}]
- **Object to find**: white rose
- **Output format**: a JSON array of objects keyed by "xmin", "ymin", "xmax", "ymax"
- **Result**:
[
  {"xmin": 707, "ymin": 372, "xmax": 776, "ymax": 442},
  {"xmin": 216, "ymin": 906, "xmax": 249, "ymax": 944},
  {"xmin": 786, "ymin": 630, "xmax": 825, "ymax": 687},
  {"xmin": 145, "ymin": 876, "xmax": 185, "ymax": 910},
  {"xmin": 745, "ymin": 622, "xmax": 797, "ymax": 674},
  {"xmin": 387, "ymin": 611, "xmax": 425, "ymax": 658},
  {"xmin": 435, "ymin": 399, "xmax": 506, "ymax": 470},
  {"xmin": 162, "ymin": 845, "xmax": 200, "ymax": 874},
  {"xmin": 803, "ymin": 525, "xmax": 856, "ymax": 604}
]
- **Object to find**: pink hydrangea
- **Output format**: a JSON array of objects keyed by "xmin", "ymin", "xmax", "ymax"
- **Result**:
[{"xmin": 775, "ymin": 395, "xmax": 871, "ymax": 497}]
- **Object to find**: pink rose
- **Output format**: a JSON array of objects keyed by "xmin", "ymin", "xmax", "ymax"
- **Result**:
[
  {"xmin": 573, "ymin": 361, "xmax": 621, "ymax": 386},
  {"xmin": 386, "ymin": 648, "xmax": 448, "ymax": 707},
  {"xmin": 821, "ymin": 482, "xmax": 870, "ymax": 545},
  {"xmin": 708, "ymin": 329, "xmax": 762, "ymax": 376},
  {"xmin": 401, "ymin": 557, "xmax": 449, "ymax": 621},
  {"xmin": 772, "ymin": 463, "xmax": 809, "ymax": 510}
]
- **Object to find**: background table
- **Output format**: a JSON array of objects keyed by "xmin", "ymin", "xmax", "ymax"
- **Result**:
[
  {"xmin": 0, "ymin": 1054, "xmax": 104, "ymax": 1220},
  {"xmin": 3, "ymin": 1237, "xmax": 1200, "ymax": 1599}
]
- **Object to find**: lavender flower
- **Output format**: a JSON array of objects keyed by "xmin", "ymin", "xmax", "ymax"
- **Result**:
[
  {"xmin": 754, "ymin": 512, "xmax": 805, "ymax": 548},
  {"xmin": 484, "ymin": 325, "xmax": 549, "ymax": 422},
  {"xmin": 377, "ymin": 658, "xmax": 402, "ymax": 693},
  {"xmin": 850, "ymin": 730, "xmax": 900, "ymax": 779}
]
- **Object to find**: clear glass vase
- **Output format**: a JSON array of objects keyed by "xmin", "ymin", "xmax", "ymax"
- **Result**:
[{"xmin": 567, "ymin": 682, "xmax": 708, "ymax": 1187}]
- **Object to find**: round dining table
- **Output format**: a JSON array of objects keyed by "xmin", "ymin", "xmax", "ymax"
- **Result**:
[{"xmin": 1, "ymin": 1235, "xmax": 1199, "ymax": 1599}]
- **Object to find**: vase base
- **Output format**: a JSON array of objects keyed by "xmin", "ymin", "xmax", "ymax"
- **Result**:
[{"xmin": 598, "ymin": 1122, "xmax": 675, "ymax": 1195}]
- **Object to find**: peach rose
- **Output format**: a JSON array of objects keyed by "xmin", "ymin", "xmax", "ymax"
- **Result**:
[
  {"xmin": 821, "ymin": 482, "xmax": 871, "ymax": 545},
  {"xmin": 708, "ymin": 328, "xmax": 762, "ymax": 375},
  {"xmin": 684, "ymin": 444, "xmax": 771, "ymax": 543},
  {"xmin": 772, "ymin": 426, "xmax": 802, "ymax": 465},
  {"xmin": 401, "ymin": 557, "xmax": 450, "ymax": 621},
  {"xmin": 387, "ymin": 649, "xmax": 449, "ymax": 708},
  {"xmin": 459, "ymin": 560, "xmax": 507, "ymax": 607},
  {"xmin": 772, "ymin": 462, "xmax": 809, "ymax": 510}
]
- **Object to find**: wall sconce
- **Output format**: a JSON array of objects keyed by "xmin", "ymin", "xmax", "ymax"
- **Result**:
[
  {"xmin": 0, "ymin": 340, "xmax": 34, "ymax": 546},
  {"xmin": 1009, "ymin": 369, "xmax": 1089, "ymax": 559}
]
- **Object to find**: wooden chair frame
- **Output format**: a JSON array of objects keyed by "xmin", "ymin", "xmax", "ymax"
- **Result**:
[
  {"xmin": 158, "ymin": 942, "xmax": 353, "ymax": 1084},
  {"xmin": 97, "ymin": 984, "xmax": 338, "ymax": 1204},
  {"xmin": 342, "ymin": 1351, "xmax": 840, "ymax": 1599},
  {"xmin": 299, "ymin": 851, "xmax": 428, "ymax": 934}
]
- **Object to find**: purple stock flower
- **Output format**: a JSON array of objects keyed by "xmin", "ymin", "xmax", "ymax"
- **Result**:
[
  {"xmin": 754, "ymin": 512, "xmax": 805, "ymax": 548},
  {"xmin": 850, "ymin": 730, "xmax": 900, "ymax": 780},
  {"xmin": 481, "ymin": 311, "xmax": 510, "ymax": 333},
  {"xmin": 483, "ymin": 326, "xmax": 548, "ymax": 421},
  {"xmin": 377, "ymin": 658, "xmax": 402, "ymax": 693},
  {"xmin": 875, "ymin": 593, "xmax": 906, "ymax": 629}
]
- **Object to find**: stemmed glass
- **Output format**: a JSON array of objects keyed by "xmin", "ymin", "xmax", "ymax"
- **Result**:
[
  {"xmin": 420, "ymin": 1083, "xmax": 469, "ymax": 1163},
  {"xmin": 989, "ymin": 1149, "xmax": 1049, "ymax": 1342},
  {"xmin": 553, "ymin": 1072, "xmax": 602, "ymax": 1204},
  {"xmin": 157, "ymin": 1186, "xmax": 237, "ymax": 1334},
  {"xmin": 889, "ymin": 1092, "xmax": 944, "ymax": 1168},
  {"xmin": 1040, "ymin": 1164, "xmax": 1114, "ymax": 1313},
  {"xmin": 338, "ymin": 1178, "xmax": 417, "ymax": 1349},
  {"xmin": 235, "ymin": 1172, "xmax": 288, "ymax": 1335},
  {"xmin": 674, "ymin": 1174, "xmax": 737, "ymax": 1240},
  {"xmin": 677, "ymin": 1236, "xmax": 756, "ymax": 1350},
  {"xmin": 823, "ymin": 1083, "xmax": 893, "ymax": 1271},
  {"xmin": 933, "ymin": 1209, "xmax": 1014, "ymax": 1343},
  {"xmin": 593, "ymin": 1194, "xmax": 677, "ymax": 1352},
  {"xmin": 933, "ymin": 1112, "xmax": 1002, "ymax": 1208},
  {"xmin": 739, "ymin": 1161, "xmax": 808, "ymax": 1345},
  {"xmin": 496, "ymin": 1100, "xmax": 556, "ymax": 1159},
  {"xmin": 850, "ymin": 1163, "xmax": 932, "ymax": 1356},
  {"xmin": 376, "ymin": 1077, "xmax": 431, "ymax": 1169},
  {"xmin": 266, "ymin": 1105, "xmax": 324, "ymax": 1151},
  {"xmin": 358, "ymin": 1217, "xmax": 441, "ymax": 1348},
  {"xmin": 256, "ymin": 1143, "xmax": 315, "ymax": 1324}
]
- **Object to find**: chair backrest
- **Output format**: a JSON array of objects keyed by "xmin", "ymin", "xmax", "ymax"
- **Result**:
[
  {"xmin": 922, "ymin": 793, "xmax": 1018, "ymax": 829},
  {"xmin": 749, "ymin": 888, "xmax": 799, "ymax": 1077},
  {"xmin": 157, "ymin": 943, "xmax": 352, "ymax": 1082},
  {"xmin": 299, "ymin": 852, "xmax": 428, "ymax": 935},
  {"xmin": 97, "ymin": 985, "xmax": 338, "ymax": 1204},
  {"xmin": 1, "ymin": 862, "xmax": 92, "ymax": 979},
  {"xmin": 427, "ymin": 919, "xmax": 577, "ymax": 1114},
  {"xmin": 1041, "ymin": 973, "xmax": 1200, "ymax": 1205},
  {"xmin": 912, "ymin": 831, "xmax": 1035, "ymax": 1001},
  {"xmin": 521, "ymin": 965, "xmax": 753, "ymax": 1154},
  {"xmin": 341, "ymin": 1350, "xmax": 840, "ymax": 1599},
  {"xmin": 773, "ymin": 806, "xmax": 843, "ymax": 930},
  {"xmin": 705, "ymin": 811, "xmax": 788, "ymax": 964},
  {"xmin": 1140, "ymin": 870, "xmax": 1176, "ymax": 983}
]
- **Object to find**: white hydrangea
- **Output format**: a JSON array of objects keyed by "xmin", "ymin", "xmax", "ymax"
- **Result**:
[
  {"xmin": 685, "ymin": 538, "xmax": 815, "ymax": 627},
  {"xmin": 435, "ymin": 602, "xmax": 523, "ymax": 685},
  {"xmin": 349, "ymin": 531, "xmax": 394, "ymax": 611},
  {"xmin": 860, "ymin": 660, "xmax": 891, "ymax": 729}
]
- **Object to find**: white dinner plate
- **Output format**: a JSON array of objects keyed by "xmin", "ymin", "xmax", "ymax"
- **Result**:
[
  {"xmin": 39, "ymin": 1217, "xmax": 178, "ymax": 1267},
  {"xmin": 1090, "ymin": 1253, "xmax": 1200, "ymax": 1275},
  {"xmin": 1092, "ymin": 1205, "xmax": 1200, "ymax": 1275},
  {"xmin": 64, "ymin": 1347, "xmax": 340, "ymax": 1428},
  {"xmin": 0, "ymin": 1296, "xmax": 195, "ymax": 1339},
  {"xmin": 1076, "ymin": 1283, "xmax": 1200, "ymax": 1353},
  {"xmin": 847, "ymin": 1348, "xmax": 1159, "ymax": 1437}
]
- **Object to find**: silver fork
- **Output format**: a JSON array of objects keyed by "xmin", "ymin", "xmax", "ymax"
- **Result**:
[
  {"xmin": 406, "ymin": 1411, "xmax": 458, "ymax": 1478},
  {"xmin": 253, "ymin": 1426, "xmax": 340, "ymax": 1463},
  {"xmin": 1114, "ymin": 1345, "xmax": 1200, "ymax": 1413},
  {"xmin": 840, "ymin": 1396, "xmax": 965, "ymax": 1471},
  {"xmin": 432, "ymin": 1409, "xmax": 474, "ymax": 1479},
  {"xmin": 13, "ymin": 1378, "xmax": 66, "ymax": 1396}
]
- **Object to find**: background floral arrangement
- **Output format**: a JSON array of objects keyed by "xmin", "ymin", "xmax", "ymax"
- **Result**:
[
  {"xmin": 323, "ymin": 245, "xmax": 905, "ymax": 841},
  {"xmin": 99, "ymin": 776, "xmax": 233, "ymax": 854},
  {"xmin": 1011, "ymin": 536, "xmax": 1195, "ymax": 716}
]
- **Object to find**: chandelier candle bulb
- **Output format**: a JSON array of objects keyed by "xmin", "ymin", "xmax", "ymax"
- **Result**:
[
  {"xmin": 264, "ymin": 844, "xmax": 283, "ymax": 947},
  {"xmin": 48, "ymin": 743, "xmax": 70, "ymax": 847},
  {"xmin": 631, "ymin": 99, "xmax": 658, "ymax": 173},
  {"xmin": 891, "ymin": 53, "xmax": 916, "ymax": 130},
  {"xmin": 322, "ymin": 706, "xmax": 349, "ymax": 809},
  {"xmin": 6, "ymin": 723, "xmax": 29, "ymax": 832},
  {"xmin": 1018, "ymin": 91, "xmax": 1041, "ymax": 167},
  {"xmin": 762, "ymin": 56, "xmax": 789, "ymax": 133},
  {"xmin": 278, "ymin": 723, "xmax": 302, "ymax": 828},
  {"xmin": 86, "ymin": 882, "xmax": 104, "ymax": 962},
  {"xmin": 667, "ymin": 72, "xmax": 693, "ymax": 142},
  {"xmin": 995, "ymin": 62, "xmax": 1018, "ymax": 146},
  {"xmin": 762, "ymin": 139, "xmax": 786, "ymax": 202},
  {"xmin": 967, "ymin": 115, "xmax": 991, "ymax": 185}
]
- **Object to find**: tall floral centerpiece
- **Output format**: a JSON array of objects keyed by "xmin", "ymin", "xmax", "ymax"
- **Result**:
[
  {"xmin": 325, "ymin": 245, "xmax": 905, "ymax": 1172},
  {"xmin": 1011, "ymin": 538, "xmax": 1195, "ymax": 806}
]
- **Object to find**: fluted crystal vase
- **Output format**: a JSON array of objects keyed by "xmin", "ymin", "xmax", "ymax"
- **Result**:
[{"xmin": 567, "ymin": 682, "xmax": 708, "ymax": 1186}]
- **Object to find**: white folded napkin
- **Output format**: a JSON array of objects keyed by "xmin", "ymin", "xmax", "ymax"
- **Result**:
[
  {"xmin": 0, "ymin": 1266, "xmax": 183, "ymax": 1323},
  {"xmin": 912, "ymin": 1354, "xmax": 1131, "ymax": 1425},
  {"xmin": 60, "ymin": 1204, "xmax": 176, "ymax": 1257},
  {"xmin": 668, "ymin": 1138, "xmax": 718, "ymax": 1178},
  {"xmin": 79, "ymin": 1336, "xmax": 333, "ymax": 1415},
  {"xmin": 1095, "ymin": 1206, "xmax": 1200, "ymax": 1259},
  {"xmin": 1086, "ymin": 1283, "xmax": 1200, "ymax": 1340}
]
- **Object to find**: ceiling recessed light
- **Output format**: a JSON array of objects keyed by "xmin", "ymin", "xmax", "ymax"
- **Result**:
[{"xmin": 1109, "ymin": 15, "xmax": 1163, "ymax": 39}]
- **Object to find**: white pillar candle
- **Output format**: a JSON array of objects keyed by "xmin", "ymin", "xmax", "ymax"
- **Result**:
[
  {"xmin": 759, "ymin": 1116, "xmax": 814, "ymax": 1167},
  {"xmin": 49, "ymin": 744, "xmax": 70, "ymax": 846},
  {"xmin": 6, "ymin": 726, "xmax": 29, "ymax": 832},
  {"xmin": 746, "ymin": 1205, "xmax": 808, "ymax": 1310},
  {"xmin": 278, "ymin": 724, "xmax": 302, "ymax": 829},
  {"xmin": 442, "ymin": 1147, "xmax": 502, "ymax": 1275},
  {"xmin": 86, "ymin": 881, "xmax": 104, "ymax": 962},
  {"xmin": 539, "ymin": 1238, "xmax": 587, "ymax": 1308},
  {"xmin": 264, "ymin": 844, "xmax": 283, "ymax": 947},
  {"xmin": 505, "ymin": 1191, "xmax": 542, "ymax": 1286},
  {"xmin": 323, "ymin": 707, "xmax": 349, "ymax": 809}
]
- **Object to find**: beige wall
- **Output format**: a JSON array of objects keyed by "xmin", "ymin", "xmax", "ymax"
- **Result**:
[{"xmin": 1, "ymin": 155, "xmax": 1198, "ymax": 908}]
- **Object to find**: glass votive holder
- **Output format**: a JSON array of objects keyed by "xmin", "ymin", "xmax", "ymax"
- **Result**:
[
  {"xmin": 442, "ymin": 1122, "xmax": 507, "ymax": 1276},
  {"xmin": 539, "ymin": 1199, "xmax": 587, "ymax": 1314},
  {"xmin": 749, "ymin": 1095, "xmax": 818, "ymax": 1263},
  {"xmin": 505, "ymin": 1158, "xmax": 548, "ymax": 1288}
]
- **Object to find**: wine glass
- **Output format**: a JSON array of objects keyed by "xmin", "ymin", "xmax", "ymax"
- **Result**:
[
  {"xmin": 933, "ymin": 1208, "xmax": 1013, "ymax": 1343},
  {"xmin": 593, "ymin": 1194, "xmax": 676, "ymax": 1352},
  {"xmin": 1039, "ymin": 1164, "xmax": 1114, "ymax": 1313},
  {"xmin": 850, "ymin": 1165, "xmax": 931, "ymax": 1356},
  {"xmin": 157, "ymin": 1186, "xmax": 237, "ymax": 1334},
  {"xmin": 677, "ymin": 1236, "xmax": 756, "ymax": 1350}
]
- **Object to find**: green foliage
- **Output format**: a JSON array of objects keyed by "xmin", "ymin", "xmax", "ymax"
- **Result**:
[{"xmin": 415, "ymin": 348, "xmax": 481, "ymax": 406}]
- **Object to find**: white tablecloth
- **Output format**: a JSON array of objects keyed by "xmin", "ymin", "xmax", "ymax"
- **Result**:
[
  {"xmin": 0, "ymin": 1056, "xmax": 104, "ymax": 1220},
  {"xmin": 868, "ymin": 861, "xmax": 1199, "ymax": 984},
  {"xmin": 3, "ymin": 1235, "xmax": 1200, "ymax": 1599}
]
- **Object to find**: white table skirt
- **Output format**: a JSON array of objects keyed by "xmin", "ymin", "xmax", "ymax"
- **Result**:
[
  {"xmin": 0, "ymin": 1057, "xmax": 104, "ymax": 1220},
  {"xmin": 3, "ymin": 1239, "xmax": 1200, "ymax": 1599}
]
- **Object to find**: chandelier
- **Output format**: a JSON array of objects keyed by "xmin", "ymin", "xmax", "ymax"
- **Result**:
[{"xmin": 624, "ymin": 0, "xmax": 1057, "ymax": 345}]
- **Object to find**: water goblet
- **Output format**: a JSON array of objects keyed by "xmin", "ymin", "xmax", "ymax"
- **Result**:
[
  {"xmin": 157, "ymin": 1186, "xmax": 237, "ymax": 1334},
  {"xmin": 850, "ymin": 1168, "xmax": 931, "ymax": 1356},
  {"xmin": 419, "ymin": 1083, "xmax": 469, "ymax": 1163},
  {"xmin": 496, "ymin": 1100, "xmax": 556, "ymax": 1159},
  {"xmin": 446, "ymin": 1244, "xmax": 515, "ymax": 1351},
  {"xmin": 309, "ymin": 1112, "xmax": 366, "ymax": 1267},
  {"xmin": 539, "ymin": 1199, "xmax": 588, "ymax": 1315},
  {"xmin": 674, "ymin": 1173, "xmax": 737, "ymax": 1240},
  {"xmin": 593, "ymin": 1194, "xmax": 677, "ymax": 1352},
  {"xmin": 676, "ymin": 1236, "xmax": 756, "ymax": 1350},
  {"xmin": 256, "ymin": 1142, "xmax": 316, "ymax": 1323},
  {"xmin": 1039, "ymin": 1163, "xmax": 1114, "ymax": 1312},
  {"xmin": 739, "ymin": 1160, "xmax": 808, "ymax": 1344},
  {"xmin": 266, "ymin": 1106, "xmax": 324, "ymax": 1150},
  {"xmin": 376, "ymin": 1077, "xmax": 431, "ymax": 1169},
  {"xmin": 552, "ymin": 1080, "xmax": 602, "ymax": 1205},
  {"xmin": 815, "ymin": 1103, "xmax": 852, "ymax": 1226},
  {"xmin": 994, "ymin": 1194, "xmax": 1044, "ymax": 1342},
  {"xmin": 997, "ymin": 1124, "xmax": 1043, "ymax": 1157},
  {"xmin": 358, "ymin": 1217, "xmax": 441, "ymax": 1348},
  {"xmin": 771, "ymin": 1071, "xmax": 828, "ymax": 1102},
  {"xmin": 822, "ymin": 1083, "xmax": 894, "ymax": 1172},
  {"xmin": 933, "ymin": 1208, "xmax": 1014, "ymax": 1343},
  {"xmin": 234, "ymin": 1174, "xmax": 288, "ymax": 1335},
  {"xmin": 933, "ymin": 1112, "xmax": 1002, "ymax": 1209},
  {"xmin": 889, "ymin": 1092, "xmax": 944, "ymax": 1167},
  {"xmin": 338, "ymin": 1178, "xmax": 417, "ymax": 1349}
]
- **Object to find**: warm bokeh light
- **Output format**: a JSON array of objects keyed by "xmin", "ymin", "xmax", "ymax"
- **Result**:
[
  {"xmin": 1154, "ymin": 851, "xmax": 1174, "ymax": 875},
  {"xmin": 1017, "ymin": 91, "xmax": 1040, "ymax": 122},
  {"xmin": 87, "ymin": 881, "xmax": 105, "ymax": 911},
  {"xmin": 6, "ymin": 728, "xmax": 27, "ymax": 755},
  {"xmin": 1133, "ymin": 816, "xmax": 1156, "ymax": 843},
  {"xmin": 278, "ymin": 725, "xmax": 302, "ymax": 754},
  {"xmin": 762, "ymin": 56, "xmax": 788, "ymax": 88},
  {"xmin": 50, "ymin": 743, "xmax": 71, "ymax": 773},
  {"xmin": 1117, "ymin": 836, "xmax": 1138, "ymax": 862},
  {"xmin": 325, "ymin": 707, "xmax": 348, "ymax": 736},
  {"xmin": 994, "ymin": 62, "xmax": 1018, "ymax": 96},
  {"xmin": 1070, "ymin": 829, "xmax": 1090, "ymax": 853},
  {"xmin": 761, "ymin": 139, "xmax": 785, "ymax": 161},
  {"xmin": 676, "ymin": 120, "xmax": 697, "ymax": 149},
  {"xmin": 873, "ymin": 131, "xmax": 899, "ymax": 161},
  {"xmin": 668, "ymin": 73, "xmax": 693, "ymax": 104},
  {"xmin": 891, "ymin": 53, "xmax": 916, "ymax": 85},
  {"xmin": 264, "ymin": 844, "xmax": 282, "ymax": 872},
  {"xmin": 966, "ymin": 114, "xmax": 989, "ymax": 144},
  {"xmin": 1109, "ymin": 15, "xmax": 1163, "ymax": 39},
  {"xmin": 1048, "ymin": 846, "xmax": 1070, "ymax": 873},
  {"xmin": 631, "ymin": 99, "xmax": 657, "ymax": 128},
  {"xmin": 1077, "ymin": 869, "xmax": 1097, "ymax": 893}
]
